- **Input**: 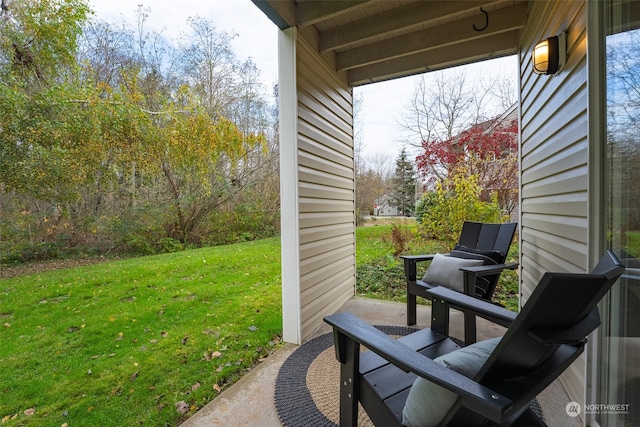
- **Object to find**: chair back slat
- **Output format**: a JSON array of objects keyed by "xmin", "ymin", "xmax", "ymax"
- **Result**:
[
  {"xmin": 475, "ymin": 223, "xmax": 501, "ymax": 251},
  {"xmin": 493, "ymin": 223, "xmax": 518, "ymax": 254},
  {"xmin": 478, "ymin": 252, "xmax": 624, "ymax": 382},
  {"xmin": 457, "ymin": 222, "xmax": 516, "ymax": 257},
  {"xmin": 458, "ymin": 222, "xmax": 483, "ymax": 247}
]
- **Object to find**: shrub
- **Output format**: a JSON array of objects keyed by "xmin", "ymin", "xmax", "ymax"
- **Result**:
[
  {"xmin": 356, "ymin": 254, "xmax": 406, "ymax": 301},
  {"xmin": 156, "ymin": 237, "xmax": 184, "ymax": 253},
  {"xmin": 417, "ymin": 167, "xmax": 508, "ymax": 245},
  {"xmin": 414, "ymin": 191, "xmax": 437, "ymax": 224},
  {"xmin": 0, "ymin": 241, "xmax": 66, "ymax": 265},
  {"xmin": 385, "ymin": 221, "xmax": 413, "ymax": 256}
]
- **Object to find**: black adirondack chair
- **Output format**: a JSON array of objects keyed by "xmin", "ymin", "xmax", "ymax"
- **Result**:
[
  {"xmin": 324, "ymin": 251, "xmax": 624, "ymax": 427},
  {"xmin": 400, "ymin": 221, "xmax": 518, "ymax": 326}
]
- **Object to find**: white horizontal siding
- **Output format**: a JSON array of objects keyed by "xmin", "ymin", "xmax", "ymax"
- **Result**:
[
  {"xmin": 519, "ymin": 0, "xmax": 588, "ymax": 409},
  {"xmin": 296, "ymin": 37, "xmax": 355, "ymax": 340}
]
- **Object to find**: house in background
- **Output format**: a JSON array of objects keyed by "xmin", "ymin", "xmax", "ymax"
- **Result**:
[
  {"xmin": 251, "ymin": 1, "xmax": 640, "ymax": 425},
  {"xmin": 373, "ymin": 194, "xmax": 400, "ymax": 217}
]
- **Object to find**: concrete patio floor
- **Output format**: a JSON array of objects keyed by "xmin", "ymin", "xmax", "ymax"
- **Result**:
[{"xmin": 181, "ymin": 297, "xmax": 582, "ymax": 427}]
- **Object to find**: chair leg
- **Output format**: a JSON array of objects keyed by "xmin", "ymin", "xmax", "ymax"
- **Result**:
[
  {"xmin": 336, "ymin": 333, "xmax": 360, "ymax": 427},
  {"xmin": 464, "ymin": 311, "xmax": 477, "ymax": 345},
  {"xmin": 404, "ymin": 257, "xmax": 419, "ymax": 326},
  {"xmin": 407, "ymin": 291, "xmax": 417, "ymax": 326}
]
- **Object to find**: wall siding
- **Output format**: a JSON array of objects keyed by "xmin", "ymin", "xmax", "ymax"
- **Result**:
[
  {"xmin": 520, "ymin": 0, "xmax": 588, "ymax": 409},
  {"xmin": 296, "ymin": 38, "xmax": 355, "ymax": 340}
]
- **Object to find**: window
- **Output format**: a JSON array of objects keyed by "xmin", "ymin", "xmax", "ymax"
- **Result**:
[{"xmin": 599, "ymin": 1, "xmax": 640, "ymax": 425}]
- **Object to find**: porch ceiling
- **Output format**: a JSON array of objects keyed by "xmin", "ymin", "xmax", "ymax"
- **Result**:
[{"xmin": 251, "ymin": 0, "xmax": 528, "ymax": 86}]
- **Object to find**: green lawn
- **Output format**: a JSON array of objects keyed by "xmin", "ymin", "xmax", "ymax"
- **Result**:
[{"xmin": 0, "ymin": 238, "xmax": 282, "ymax": 426}]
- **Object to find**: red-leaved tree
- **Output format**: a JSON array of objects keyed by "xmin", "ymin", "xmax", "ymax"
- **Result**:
[{"xmin": 416, "ymin": 116, "xmax": 519, "ymax": 217}]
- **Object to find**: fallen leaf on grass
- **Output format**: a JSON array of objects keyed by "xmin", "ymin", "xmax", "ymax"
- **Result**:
[
  {"xmin": 203, "ymin": 350, "xmax": 222, "ymax": 361},
  {"xmin": 23, "ymin": 408, "xmax": 35, "ymax": 416},
  {"xmin": 213, "ymin": 384, "xmax": 222, "ymax": 393},
  {"xmin": 191, "ymin": 382, "xmax": 201, "ymax": 391},
  {"xmin": 175, "ymin": 401, "xmax": 189, "ymax": 415}
]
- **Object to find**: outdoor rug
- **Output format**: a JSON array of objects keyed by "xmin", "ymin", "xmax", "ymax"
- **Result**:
[
  {"xmin": 274, "ymin": 325, "xmax": 418, "ymax": 427},
  {"xmin": 274, "ymin": 326, "xmax": 546, "ymax": 427}
]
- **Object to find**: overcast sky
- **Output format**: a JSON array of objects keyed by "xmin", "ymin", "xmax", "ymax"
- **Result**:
[{"xmin": 88, "ymin": 0, "xmax": 517, "ymax": 161}]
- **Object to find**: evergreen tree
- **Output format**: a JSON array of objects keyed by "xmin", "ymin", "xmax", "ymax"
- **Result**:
[{"xmin": 389, "ymin": 148, "xmax": 417, "ymax": 215}]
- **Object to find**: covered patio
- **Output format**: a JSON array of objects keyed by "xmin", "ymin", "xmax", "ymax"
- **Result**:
[
  {"xmin": 253, "ymin": 0, "xmax": 529, "ymax": 346},
  {"xmin": 181, "ymin": 297, "xmax": 580, "ymax": 427}
]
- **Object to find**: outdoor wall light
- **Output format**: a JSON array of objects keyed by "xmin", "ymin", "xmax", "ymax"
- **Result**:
[{"xmin": 532, "ymin": 31, "xmax": 566, "ymax": 75}]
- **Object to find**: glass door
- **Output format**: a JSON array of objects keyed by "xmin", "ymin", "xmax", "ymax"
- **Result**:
[{"xmin": 599, "ymin": 1, "xmax": 640, "ymax": 425}]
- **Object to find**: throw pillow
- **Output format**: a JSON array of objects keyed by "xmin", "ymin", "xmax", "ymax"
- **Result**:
[
  {"xmin": 450, "ymin": 244, "xmax": 503, "ymax": 265},
  {"xmin": 422, "ymin": 254, "xmax": 483, "ymax": 292},
  {"xmin": 402, "ymin": 336, "xmax": 502, "ymax": 427},
  {"xmin": 449, "ymin": 245, "xmax": 504, "ymax": 296}
]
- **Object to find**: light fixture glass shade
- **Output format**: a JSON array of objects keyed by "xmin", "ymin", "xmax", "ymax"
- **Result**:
[{"xmin": 532, "ymin": 35, "xmax": 559, "ymax": 75}]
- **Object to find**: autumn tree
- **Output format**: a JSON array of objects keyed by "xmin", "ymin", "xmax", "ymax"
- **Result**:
[
  {"xmin": 417, "ymin": 163, "xmax": 508, "ymax": 244},
  {"xmin": 0, "ymin": 0, "xmax": 92, "ymax": 196},
  {"xmin": 354, "ymin": 92, "xmax": 391, "ymax": 223},
  {"xmin": 356, "ymin": 162, "xmax": 389, "ymax": 223},
  {"xmin": 0, "ymin": 2, "xmax": 279, "ymax": 260},
  {"xmin": 400, "ymin": 66, "xmax": 518, "ymax": 217},
  {"xmin": 416, "ymin": 111, "xmax": 519, "ymax": 217},
  {"xmin": 159, "ymin": 17, "xmax": 275, "ymax": 244}
]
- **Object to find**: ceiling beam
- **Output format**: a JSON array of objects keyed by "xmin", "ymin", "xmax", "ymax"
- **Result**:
[
  {"xmin": 336, "ymin": 2, "xmax": 527, "ymax": 71},
  {"xmin": 320, "ymin": 0, "xmax": 488, "ymax": 51},
  {"xmin": 296, "ymin": 0, "xmax": 371, "ymax": 27},
  {"xmin": 251, "ymin": 0, "xmax": 296, "ymax": 29},
  {"xmin": 347, "ymin": 30, "xmax": 520, "ymax": 86}
]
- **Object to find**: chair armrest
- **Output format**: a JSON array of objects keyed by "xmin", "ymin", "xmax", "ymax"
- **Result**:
[
  {"xmin": 461, "ymin": 262, "xmax": 519, "ymax": 304},
  {"xmin": 400, "ymin": 254, "xmax": 436, "ymax": 281},
  {"xmin": 427, "ymin": 286, "xmax": 517, "ymax": 328},
  {"xmin": 399, "ymin": 254, "xmax": 437, "ymax": 262},
  {"xmin": 460, "ymin": 262, "xmax": 519, "ymax": 277},
  {"xmin": 324, "ymin": 312, "xmax": 513, "ymax": 423}
]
